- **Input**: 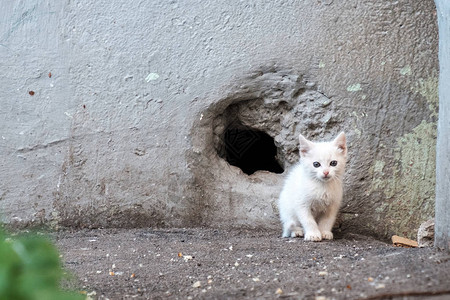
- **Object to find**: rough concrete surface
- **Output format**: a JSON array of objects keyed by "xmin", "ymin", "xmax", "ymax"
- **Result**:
[
  {"xmin": 55, "ymin": 228, "xmax": 450, "ymax": 300},
  {"xmin": 0, "ymin": 1, "xmax": 440, "ymax": 240},
  {"xmin": 418, "ymin": 219, "xmax": 435, "ymax": 248},
  {"xmin": 434, "ymin": 0, "xmax": 450, "ymax": 251}
]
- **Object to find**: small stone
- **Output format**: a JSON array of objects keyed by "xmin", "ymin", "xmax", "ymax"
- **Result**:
[
  {"xmin": 192, "ymin": 281, "xmax": 201, "ymax": 288},
  {"xmin": 418, "ymin": 219, "xmax": 434, "ymax": 247},
  {"xmin": 86, "ymin": 291, "xmax": 96, "ymax": 300},
  {"xmin": 318, "ymin": 271, "xmax": 328, "ymax": 276},
  {"xmin": 275, "ymin": 288, "xmax": 283, "ymax": 295},
  {"xmin": 183, "ymin": 255, "xmax": 193, "ymax": 262}
]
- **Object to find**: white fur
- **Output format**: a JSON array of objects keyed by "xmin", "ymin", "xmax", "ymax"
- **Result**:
[{"xmin": 278, "ymin": 132, "xmax": 347, "ymax": 241}]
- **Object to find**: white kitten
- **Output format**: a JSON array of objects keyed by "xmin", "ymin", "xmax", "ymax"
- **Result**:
[{"xmin": 278, "ymin": 132, "xmax": 347, "ymax": 241}]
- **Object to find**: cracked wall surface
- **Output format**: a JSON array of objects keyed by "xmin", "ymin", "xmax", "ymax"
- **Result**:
[{"xmin": 0, "ymin": 0, "xmax": 439, "ymax": 240}]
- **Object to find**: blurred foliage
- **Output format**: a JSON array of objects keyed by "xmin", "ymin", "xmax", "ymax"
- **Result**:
[{"xmin": 0, "ymin": 229, "xmax": 84, "ymax": 300}]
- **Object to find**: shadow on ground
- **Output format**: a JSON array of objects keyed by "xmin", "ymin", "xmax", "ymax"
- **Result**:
[{"xmin": 55, "ymin": 228, "xmax": 450, "ymax": 300}]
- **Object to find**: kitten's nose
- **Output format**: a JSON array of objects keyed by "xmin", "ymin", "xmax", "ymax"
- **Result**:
[{"xmin": 323, "ymin": 170, "xmax": 329, "ymax": 177}]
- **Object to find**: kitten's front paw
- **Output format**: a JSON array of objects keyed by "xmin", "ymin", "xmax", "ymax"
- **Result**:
[
  {"xmin": 291, "ymin": 227, "xmax": 304, "ymax": 238},
  {"xmin": 304, "ymin": 231, "xmax": 322, "ymax": 242},
  {"xmin": 321, "ymin": 231, "xmax": 333, "ymax": 240}
]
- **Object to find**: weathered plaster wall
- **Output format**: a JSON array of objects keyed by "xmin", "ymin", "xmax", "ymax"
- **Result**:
[
  {"xmin": 1, "ymin": 1, "xmax": 74, "ymax": 225},
  {"xmin": 0, "ymin": 1, "xmax": 438, "ymax": 240},
  {"xmin": 435, "ymin": 0, "xmax": 450, "ymax": 251}
]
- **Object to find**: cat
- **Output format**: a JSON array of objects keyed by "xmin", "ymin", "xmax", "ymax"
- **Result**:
[{"xmin": 278, "ymin": 132, "xmax": 347, "ymax": 241}]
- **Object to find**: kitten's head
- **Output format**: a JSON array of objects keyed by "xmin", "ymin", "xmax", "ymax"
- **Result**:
[{"xmin": 299, "ymin": 132, "xmax": 347, "ymax": 182}]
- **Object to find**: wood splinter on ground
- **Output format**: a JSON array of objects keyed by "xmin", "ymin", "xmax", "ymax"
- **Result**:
[{"xmin": 392, "ymin": 235, "xmax": 418, "ymax": 248}]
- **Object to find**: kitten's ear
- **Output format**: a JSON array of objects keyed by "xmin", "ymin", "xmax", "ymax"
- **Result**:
[
  {"xmin": 299, "ymin": 134, "xmax": 314, "ymax": 157},
  {"xmin": 334, "ymin": 132, "xmax": 347, "ymax": 156}
]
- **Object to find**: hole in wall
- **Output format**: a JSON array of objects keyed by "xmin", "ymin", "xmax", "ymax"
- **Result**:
[
  {"xmin": 213, "ymin": 98, "xmax": 287, "ymax": 176},
  {"xmin": 207, "ymin": 69, "xmax": 341, "ymax": 179},
  {"xmin": 222, "ymin": 124, "xmax": 284, "ymax": 175}
]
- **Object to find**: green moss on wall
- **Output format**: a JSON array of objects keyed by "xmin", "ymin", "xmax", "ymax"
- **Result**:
[
  {"xmin": 369, "ymin": 76, "xmax": 438, "ymax": 240},
  {"xmin": 413, "ymin": 76, "xmax": 439, "ymax": 116}
]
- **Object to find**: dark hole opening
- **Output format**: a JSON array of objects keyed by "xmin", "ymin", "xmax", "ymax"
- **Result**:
[{"xmin": 223, "ymin": 127, "xmax": 284, "ymax": 175}]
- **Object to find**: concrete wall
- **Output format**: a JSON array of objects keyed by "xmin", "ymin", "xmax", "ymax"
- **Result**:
[
  {"xmin": 435, "ymin": 0, "xmax": 450, "ymax": 251},
  {"xmin": 0, "ymin": 1, "xmax": 438, "ymax": 240}
]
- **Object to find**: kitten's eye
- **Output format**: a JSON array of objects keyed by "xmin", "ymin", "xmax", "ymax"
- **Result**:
[
  {"xmin": 330, "ymin": 160, "xmax": 338, "ymax": 167},
  {"xmin": 313, "ymin": 162, "xmax": 321, "ymax": 168}
]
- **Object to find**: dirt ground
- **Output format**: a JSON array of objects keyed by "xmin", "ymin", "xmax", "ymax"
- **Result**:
[{"xmin": 54, "ymin": 228, "xmax": 450, "ymax": 300}]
